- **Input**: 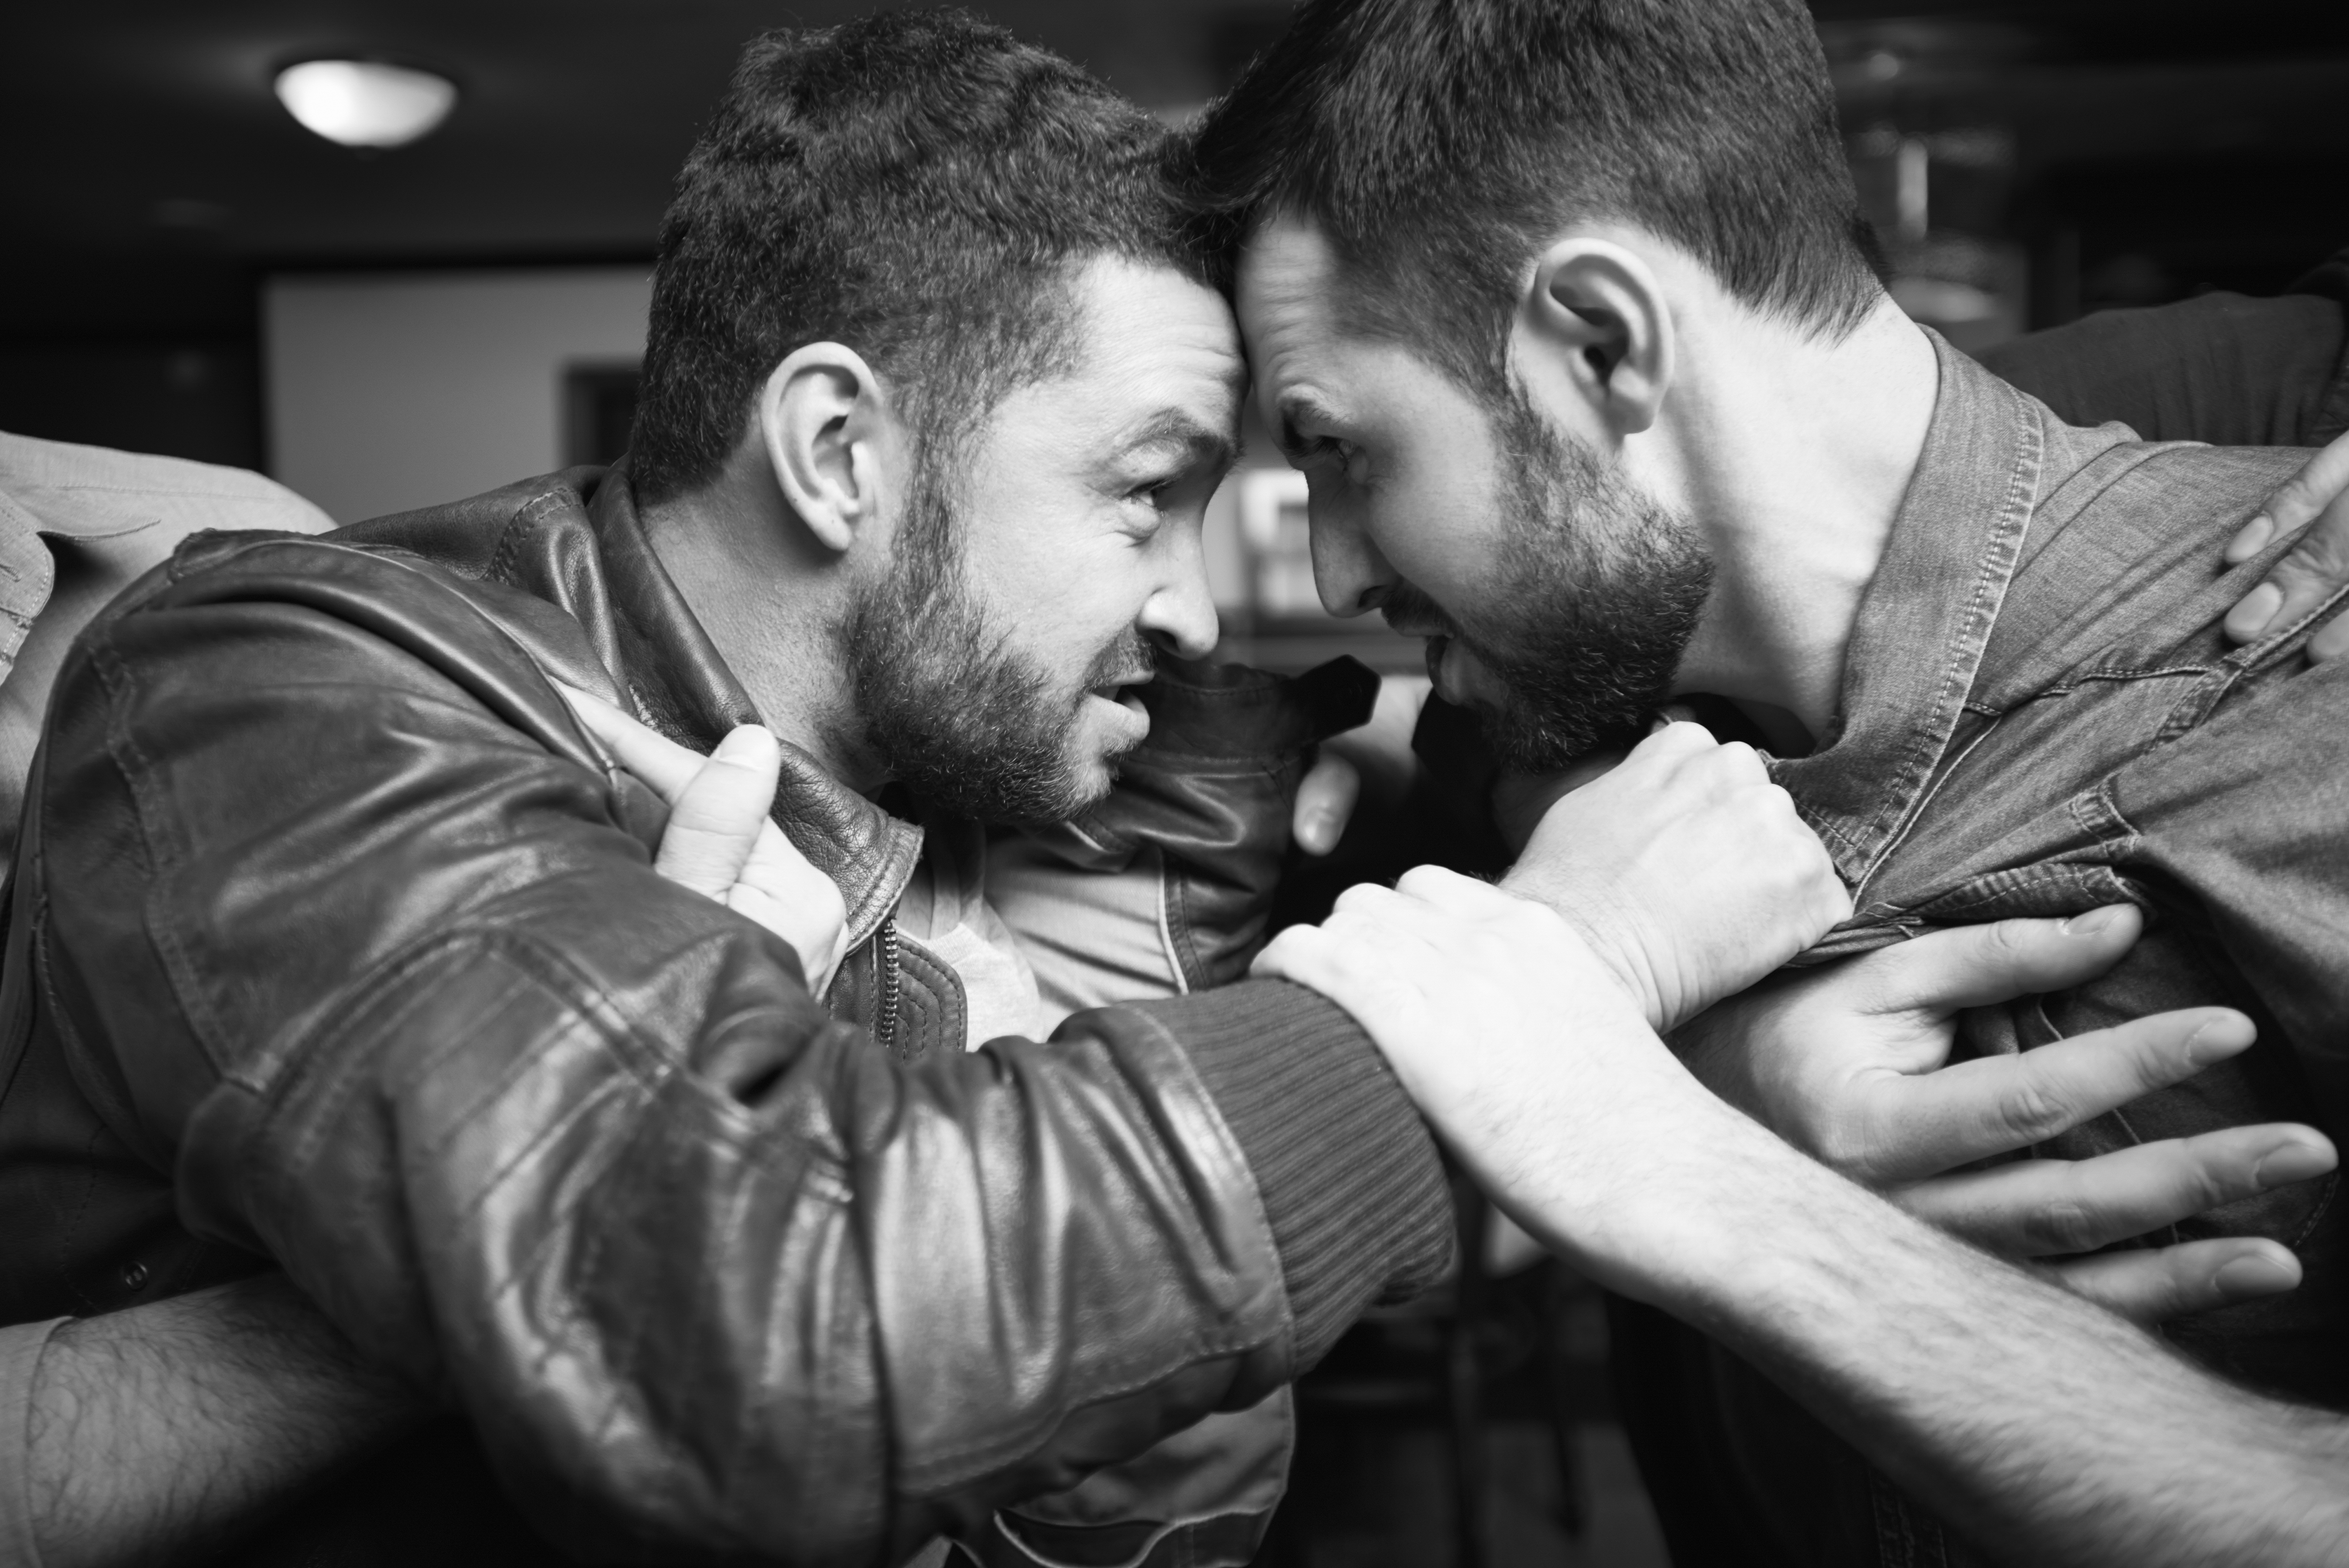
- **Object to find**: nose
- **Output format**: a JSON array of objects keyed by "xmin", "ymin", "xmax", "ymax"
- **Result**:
[
  {"xmin": 1140, "ymin": 527, "xmax": 1221, "ymax": 663},
  {"xmin": 1306, "ymin": 482, "xmax": 1397, "ymax": 618}
]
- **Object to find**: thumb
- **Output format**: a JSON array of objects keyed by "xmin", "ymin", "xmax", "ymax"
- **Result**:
[
  {"xmin": 1293, "ymin": 752, "xmax": 1362, "ymax": 856},
  {"xmin": 654, "ymin": 725, "xmax": 783, "ymax": 900},
  {"xmin": 1867, "ymin": 905, "xmax": 2142, "ymax": 1014}
]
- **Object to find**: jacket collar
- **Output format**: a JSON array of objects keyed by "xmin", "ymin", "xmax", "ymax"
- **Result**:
[
  {"xmin": 483, "ymin": 464, "xmax": 924, "ymax": 948},
  {"xmin": 1768, "ymin": 333, "xmax": 2045, "ymax": 893}
]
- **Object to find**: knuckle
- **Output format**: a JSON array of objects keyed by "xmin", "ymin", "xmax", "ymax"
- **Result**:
[
  {"xmin": 2017, "ymin": 1198, "xmax": 2103, "ymax": 1257},
  {"xmin": 1395, "ymin": 864, "xmax": 1448, "ymax": 898},
  {"xmin": 1974, "ymin": 918, "xmax": 2051, "ymax": 979},
  {"xmin": 2279, "ymin": 514, "xmax": 2349, "ymax": 585},
  {"xmin": 1994, "ymin": 1077, "xmax": 2074, "ymax": 1146},
  {"xmin": 1714, "ymin": 740, "xmax": 1763, "ymax": 779}
]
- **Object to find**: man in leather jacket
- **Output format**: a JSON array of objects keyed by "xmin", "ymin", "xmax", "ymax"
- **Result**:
[{"xmin": 0, "ymin": 17, "xmax": 1446, "ymax": 1567}]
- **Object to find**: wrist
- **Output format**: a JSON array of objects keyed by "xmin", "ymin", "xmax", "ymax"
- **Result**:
[{"xmin": 1498, "ymin": 869, "xmax": 1667, "ymax": 1030}]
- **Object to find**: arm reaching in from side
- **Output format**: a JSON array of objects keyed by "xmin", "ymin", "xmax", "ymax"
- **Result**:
[
  {"xmin": 23, "ymin": 1277, "xmax": 428, "ymax": 1568},
  {"xmin": 1258, "ymin": 869, "xmax": 2349, "ymax": 1568}
]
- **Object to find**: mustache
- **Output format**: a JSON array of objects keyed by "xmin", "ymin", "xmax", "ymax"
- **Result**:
[
  {"xmin": 1082, "ymin": 628, "xmax": 1157, "ymax": 692},
  {"xmin": 1378, "ymin": 581, "xmax": 1458, "ymax": 639}
]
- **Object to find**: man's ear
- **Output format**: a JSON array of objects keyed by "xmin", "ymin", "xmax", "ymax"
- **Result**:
[
  {"xmin": 1513, "ymin": 238, "xmax": 1674, "ymax": 439},
  {"xmin": 754, "ymin": 343, "xmax": 895, "ymax": 555}
]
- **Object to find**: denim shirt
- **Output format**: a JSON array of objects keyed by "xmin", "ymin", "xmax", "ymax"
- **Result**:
[{"xmin": 1666, "ymin": 335, "xmax": 2349, "ymax": 1568}]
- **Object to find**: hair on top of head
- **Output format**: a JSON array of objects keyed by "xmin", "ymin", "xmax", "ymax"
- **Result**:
[
  {"xmin": 630, "ymin": 8, "xmax": 1209, "ymax": 507},
  {"xmin": 1184, "ymin": 0, "xmax": 1887, "ymax": 397}
]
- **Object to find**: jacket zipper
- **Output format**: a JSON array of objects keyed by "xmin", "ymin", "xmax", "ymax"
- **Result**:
[{"xmin": 876, "ymin": 917, "xmax": 901, "ymax": 1051}]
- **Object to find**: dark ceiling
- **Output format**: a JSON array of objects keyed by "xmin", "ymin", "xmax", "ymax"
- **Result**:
[
  {"xmin": 6, "ymin": 0, "xmax": 1252, "ymax": 340},
  {"xmin": 7, "ymin": 0, "xmax": 2349, "ymax": 343}
]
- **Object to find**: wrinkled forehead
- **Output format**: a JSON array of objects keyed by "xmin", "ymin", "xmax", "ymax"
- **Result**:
[
  {"xmin": 1235, "ymin": 213, "xmax": 1421, "ymax": 439},
  {"xmin": 1062, "ymin": 254, "xmax": 1244, "ymax": 417},
  {"xmin": 1233, "ymin": 214, "xmax": 1348, "ymax": 385},
  {"xmin": 973, "ymin": 253, "xmax": 1247, "ymax": 472}
]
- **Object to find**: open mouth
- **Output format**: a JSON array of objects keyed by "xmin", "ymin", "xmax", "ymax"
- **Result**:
[{"xmin": 1087, "ymin": 669, "xmax": 1152, "ymax": 703}]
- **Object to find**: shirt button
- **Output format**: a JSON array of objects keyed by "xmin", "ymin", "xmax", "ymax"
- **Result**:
[{"xmin": 121, "ymin": 1261, "xmax": 149, "ymax": 1291}]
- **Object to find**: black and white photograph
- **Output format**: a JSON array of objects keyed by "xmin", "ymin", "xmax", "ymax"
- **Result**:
[{"xmin": 3, "ymin": 1, "xmax": 2346, "ymax": 1564}]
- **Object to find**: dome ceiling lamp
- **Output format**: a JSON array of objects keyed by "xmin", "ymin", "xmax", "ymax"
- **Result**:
[{"xmin": 274, "ymin": 59, "xmax": 458, "ymax": 149}]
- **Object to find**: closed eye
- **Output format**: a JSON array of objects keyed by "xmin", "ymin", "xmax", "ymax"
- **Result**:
[{"xmin": 1288, "ymin": 434, "xmax": 1358, "ymax": 475}]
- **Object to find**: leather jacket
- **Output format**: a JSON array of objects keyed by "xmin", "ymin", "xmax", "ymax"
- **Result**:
[{"xmin": 0, "ymin": 465, "xmax": 1404, "ymax": 1565}]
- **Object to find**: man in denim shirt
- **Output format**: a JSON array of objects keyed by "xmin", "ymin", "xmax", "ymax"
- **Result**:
[{"xmin": 1199, "ymin": 0, "xmax": 2349, "ymax": 1560}]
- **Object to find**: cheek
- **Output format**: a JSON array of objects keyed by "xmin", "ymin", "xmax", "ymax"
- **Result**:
[
  {"xmin": 975, "ymin": 540, "xmax": 1142, "ymax": 668},
  {"xmin": 1367, "ymin": 471, "xmax": 1508, "ymax": 606}
]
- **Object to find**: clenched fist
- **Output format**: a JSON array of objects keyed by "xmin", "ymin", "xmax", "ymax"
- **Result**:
[
  {"xmin": 1252, "ymin": 867, "xmax": 1767, "ymax": 1298},
  {"xmin": 1501, "ymin": 722, "xmax": 1850, "ymax": 1031}
]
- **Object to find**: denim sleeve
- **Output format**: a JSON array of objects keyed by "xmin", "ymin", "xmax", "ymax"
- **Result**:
[
  {"xmin": 2107, "ymin": 637, "xmax": 2349, "ymax": 1129},
  {"xmin": 0, "ymin": 1318, "xmax": 64, "ymax": 1568}
]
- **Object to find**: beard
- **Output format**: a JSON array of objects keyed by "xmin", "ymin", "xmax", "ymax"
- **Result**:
[
  {"xmin": 829, "ymin": 453, "xmax": 1154, "ymax": 826},
  {"xmin": 1397, "ymin": 382, "xmax": 1714, "ymax": 772}
]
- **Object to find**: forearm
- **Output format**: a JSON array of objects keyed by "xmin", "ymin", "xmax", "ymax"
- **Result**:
[
  {"xmin": 26, "ymin": 1276, "xmax": 429, "ymax": 1568},
  {"xmin": 1657, "ymin": 1109, "xmax": 2349, "ymax": 1568}
]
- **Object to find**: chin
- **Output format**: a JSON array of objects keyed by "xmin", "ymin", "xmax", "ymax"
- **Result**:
[{"xmin": 1069, "ymin": 743, "xmax": 1128, "ymax": 807}]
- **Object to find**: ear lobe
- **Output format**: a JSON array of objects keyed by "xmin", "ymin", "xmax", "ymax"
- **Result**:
[
  {"xmin": 757, "ymin": 344, "xmax": 890, "ymax": 556},
  {"xmin": 1517, "ymin": 239, "xmax": 1674, "ymax": 438}
]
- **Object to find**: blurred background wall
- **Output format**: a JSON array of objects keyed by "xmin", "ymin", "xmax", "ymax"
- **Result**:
[{"xmin": 264, "ymin": 268, "xmax": 649, "ymax": 521}]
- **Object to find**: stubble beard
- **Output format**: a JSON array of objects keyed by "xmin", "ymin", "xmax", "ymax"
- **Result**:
[
  {"xmin": 1409, "ymin": 382, "xmax": 1715, "ymax": 772},
  {"xmin": 830, "ymin": 451, "xmax": 1153, "ymax": 826}
]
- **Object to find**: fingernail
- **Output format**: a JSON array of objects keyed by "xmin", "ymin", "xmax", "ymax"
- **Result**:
[
  {"xmin": 2184, "ymin": 1016, "xmax": 2251, "ymax": 1068},
  {"xmin": 2212, "ymin": 1254, "xmax": 2298, "ymax": 1298},
  {"xmin": 2226, "ymin": 514, "xmax": 2276, "ymax": 564},
  {"xmin": 2062, "ymin": 906, "xmax": 2124, "ymax": 936},
  {"xmin": 715, "ymin": 725, "xmax": 776, "ymax": 761},
  {"xmin": 1299, "ymin": 811, "xmax": 1336, "ymax": 852},
  {"xmin": 2228, "ymin": 582, "xmax": 2283, "ymax": 641},
  {"xmin": 2256, "ymin": 1143, "xmax": 2335, "ymax": 1188}
]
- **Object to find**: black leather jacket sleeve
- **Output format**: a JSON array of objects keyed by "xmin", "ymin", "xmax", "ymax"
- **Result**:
[{"xmin": 28, "ymin": 537, "xmax": 1302, "ymax": 1566}]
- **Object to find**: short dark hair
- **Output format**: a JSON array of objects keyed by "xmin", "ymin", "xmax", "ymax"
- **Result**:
[
  {"xmin": 1185, "ymin": 0, "xmax": 1884, "ymax": 395},
  {"xmin": 632, "ymin": 9, "xmax": 1208, "ymax": 505}
]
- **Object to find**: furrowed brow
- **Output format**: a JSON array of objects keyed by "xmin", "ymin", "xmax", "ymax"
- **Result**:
[{"xmin": 1126, "ymin": 409, "xmax": 1240, "ymax": 472}]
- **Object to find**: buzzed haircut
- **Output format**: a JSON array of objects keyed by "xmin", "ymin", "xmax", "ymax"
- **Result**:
[
  {"xmin": 630, "ymin": 8, "xmax": 1210, "ymax": 505},
  {"xmin": 1185, "ymin": 0, "xmax": 1885, "ymax": 396}
]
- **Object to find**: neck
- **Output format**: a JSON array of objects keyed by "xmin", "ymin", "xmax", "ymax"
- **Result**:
[
  {"xmin": 639, "ymin": 460, "xmax": 881, "ymax": 791},
  {"xmin": 1650, "ymin": 296, "xmax": 1940, "ymax": 752}
]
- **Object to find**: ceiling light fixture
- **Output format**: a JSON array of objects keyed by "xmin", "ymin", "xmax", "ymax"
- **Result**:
[{"xmin": 274, "ymin": 59, "xmax": 457, "ymax": 149}]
